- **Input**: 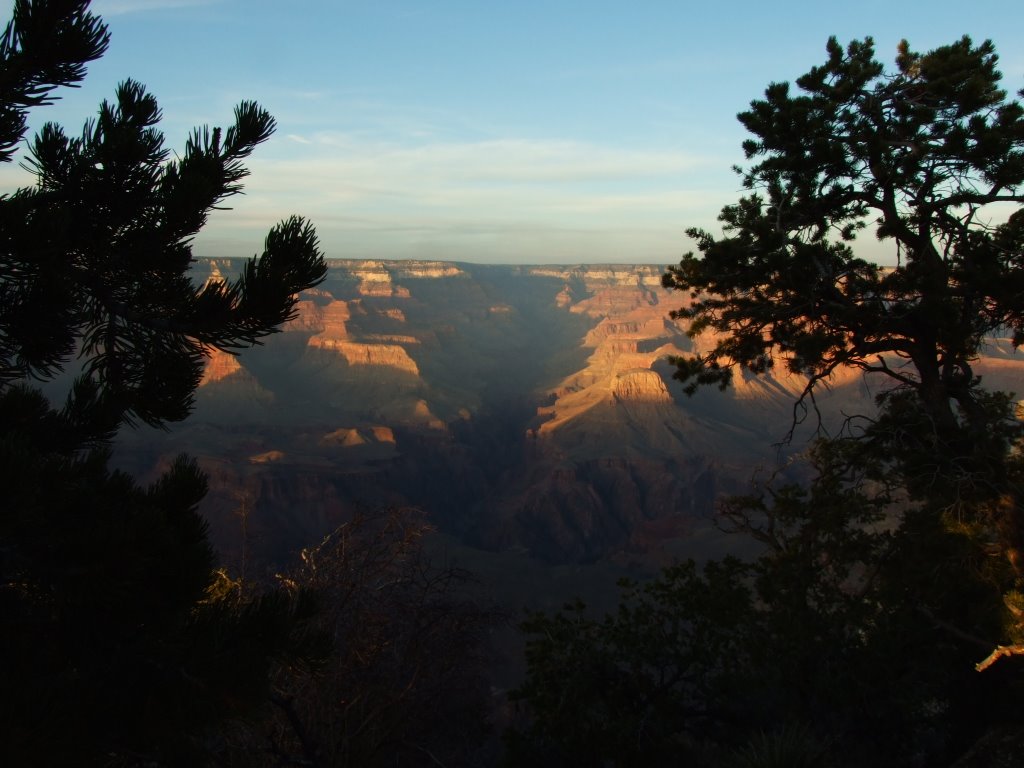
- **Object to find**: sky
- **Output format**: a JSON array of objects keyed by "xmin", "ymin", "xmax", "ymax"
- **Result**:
[{"xmin": 2, "ymin": 0, "xmax": 1023, "ymax": 265}]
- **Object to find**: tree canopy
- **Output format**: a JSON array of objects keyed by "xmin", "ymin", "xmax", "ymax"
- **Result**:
[
  {"xmin": 664, "ymin": 36, "xmax": 1024, "ymax": 405},
  {"xmin": 664, "ymin": 35, "xmax": 1024, "ymax": 575},
  {"xmin": 510, "ymin": 36, "xmax": 1024, "ymax": 768},
  {"xmin": 1, "ymin": 7, "xmax": 326, "ymax": 432},
  {"xmin": 0, "ymin": 2, "xmax": 329, "ymax": 763}
]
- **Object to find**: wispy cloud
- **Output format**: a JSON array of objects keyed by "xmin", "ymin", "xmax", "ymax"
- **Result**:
[
  {"xmin": 0, "ymin": 124, "xmax": 729, "ymax": 264},
  {"xmin": 190, "ymin": 134, "xmax": 728, "ymax": 263},
  {"xmin": 265, "ymin": 135, "xmax": 711, "ymax": 186},
  {"xmin": 92, "ymin": 0, "xmax": 219, "ymax": 15}
]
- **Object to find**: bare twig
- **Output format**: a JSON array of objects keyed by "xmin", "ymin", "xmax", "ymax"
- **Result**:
[{"xmin": 976, "ymin": 644, "xmax": 1024, "ymax": 672}]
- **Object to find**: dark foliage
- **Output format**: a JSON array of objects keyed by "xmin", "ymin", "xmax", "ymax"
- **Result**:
[
  {"xmin": 0, "ymin": 2, "xmax": 328, "ymax": 764},
  {"xmin": 0, "ymin": 0, "xmax": 109, "ymax": 162},
  {"xmin": 222, "ymin": 509, "xmax": 498, "ymax": 768},
  {"xmin": 508, "ymin": 445, "xmax": 1016, "ymax": 767},
  {"xmin": 511, "ymin": 36, "xmax": 1024, "ymax": 767},
  {"xmin": 1, "ymin": 74, "xmax": 326, "ymax": 430},
  {"xmin": 661, "ymin": 37, "xmax": 1024, "ymax": 551},
  {"xmin": 661, "ymin": 32, "xmax": 1024, "ymax": 642},
  {"xmin": 664, "ymin": 36, "xmax": 1024, "ymax": 399}
]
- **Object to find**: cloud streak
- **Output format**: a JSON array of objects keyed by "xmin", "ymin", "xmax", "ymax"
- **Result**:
[
  {"xmin": 257, "ymin": 135, "xmax": 714, "ymax": 192},
  {"xmin": 189, "ymin": 134, "xmax": 728, "ymax": 264},
  {"xmin": 0, "ymin": 125, "xmax": 728, "ymax": 264},
  {"xmin": 91, "ymin": 0, "xmax": 219, "ymax": 15}
]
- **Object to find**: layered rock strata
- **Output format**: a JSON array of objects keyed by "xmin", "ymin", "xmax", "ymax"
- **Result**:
[{"xmin": 111, "ymin": 260, "xmax": 1024, "ymax": 568}]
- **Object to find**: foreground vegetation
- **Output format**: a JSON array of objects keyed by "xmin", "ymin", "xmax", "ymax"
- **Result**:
[
  {"xmin": 0, "ymin": 3, "xmax": 492, "ymax": 765},
  {"xmin": 509, "ymin": 35, "xmax": 1024, "ymax": 767},
  {"xmin": 5, "ymin": 3, "xmax": 1024, "ymax": 766}
]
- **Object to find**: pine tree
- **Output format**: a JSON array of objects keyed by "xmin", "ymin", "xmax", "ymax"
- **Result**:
[
  {"xmin": 0, "ymin": 2, "xmax": 327, "ymax": 763},
  {"xmin": 663, "ymin": 35, "xmax": 1024, "ymax": 635},
  {"xmin": 510, "ymin": 37, "xmax": 1024, "ymax": 768}
]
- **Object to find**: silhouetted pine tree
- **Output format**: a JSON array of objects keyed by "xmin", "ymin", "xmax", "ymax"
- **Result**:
[
  {"xmin": 0, "ymin": 2, "xmax": 327, "ymax": 764},
  {"xmin": 511, "ymin": 36, "xmax": 1024, "ymax": 768}
]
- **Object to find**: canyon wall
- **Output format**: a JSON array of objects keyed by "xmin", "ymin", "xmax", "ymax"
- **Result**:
[{"xmin": 113, "ymin": 260, "xmax": 1024, "ymax": 568}]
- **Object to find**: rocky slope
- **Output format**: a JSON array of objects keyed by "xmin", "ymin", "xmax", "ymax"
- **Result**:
[{"xmin": 113, "ymin": 260, "xmax": 1024, "ymax": 568}]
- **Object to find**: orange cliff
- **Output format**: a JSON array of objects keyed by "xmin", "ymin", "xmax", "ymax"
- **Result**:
[
  {"xmin": 281, "ymin": 291, "xmax": 422, "ymax": 375},
  {"xmin": 200, "ymin": 348, "xmax": 243, "ymax": 385},
  {"xmin": 309, "ymin": 339, "xmax": 420, "ymax": 375},
  {"xmin": 535, "ymin": 275, "xmax": 689, "ymax": 437},
  {"xmin": 612, "ymin": 369, "xmax": 672, "ymax": 403},
  {"xmin": 163, "ymin": 259, "xmax": 1024, "ymax": 567}
]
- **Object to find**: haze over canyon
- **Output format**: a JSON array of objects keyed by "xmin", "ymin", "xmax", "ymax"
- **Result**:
[{"xmin": 113, "ymin": 259, "xmax": 1024, "ymax": 574}]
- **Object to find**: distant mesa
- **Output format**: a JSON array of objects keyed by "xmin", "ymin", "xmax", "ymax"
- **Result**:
[
  {"xmin": 196, "ymin": 348, "xmax": 274, "ymax": 421},
  {"xmin": 286, "ymin": 297, "xmax": 351, "ymax": 334},
  {"xmin": 369, "ymin": 425, "xmax": 396, "ymax": 443},
  {"xmin": 612, "ymin": 369, "xmax": 672, "ymax": 403},
  {"xmin": 526, "ymin": 265, "xmax": 663, "ymax": 287},
  {"xmin": 585, "ymin": 319, "xmax": 650, "ymax": 345},
  {"xmin": 334, "ymin": 259, "xmax": 467, "ymax": 297},
  {"xmin": 413, "ymin": 399, "xmax": 446, "ymax": 430},
  {"xmin": 319, "ymin": 428, "xmax": 367, "ymax": 447},
  {"xmin": 307, "ymin": 339, "xmax": 420, "ymax": 375},
  {"xmin": 316, "ymin": 426, "xmax": 395, "ymax": 447},
  {"xmin": 362, "ymin": 333, "xmax": 419, "ymax": 345},
  {"xmin": 390, "ymin": 261, "xmax": 466, "ymax": 279},
  {"xmin": 300, "ymin": 287, "xmax": 333, "ymax": 300},
  {"xmin": 249, "ymin": 450, "xmax": 285, "ymax": 464},
  {"xmin": 555, "ymin": 286, "xmax": 575, "ymax": 308},
  {"xmin": 200, "ymin": 348, "xmax": 242, "ymax": 385},
  {"xmin": 348, "ymin": 262, "xmax": 395, "ymax": 297}
]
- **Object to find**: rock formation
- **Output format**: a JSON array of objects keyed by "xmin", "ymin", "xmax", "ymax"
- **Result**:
[
  {"xmin": 200, "ymin": 348, "xmax": 243, "ymax": 385},
  {"xmin": 113, "ymin": 259, "xmax": 1024, "ymax": 570},
  {"xmin": 308, "ymin": 339, "xmax": 420, "ymax": 374},
  {"xmin": 612, "ymin": 369, "xmax": 672, "ymax": 403}
]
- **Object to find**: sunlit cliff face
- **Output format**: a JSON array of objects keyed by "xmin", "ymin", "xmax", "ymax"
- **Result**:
[{"xmin": 118, "ymin": 259, "xmax": 1024, "ymax": 567}]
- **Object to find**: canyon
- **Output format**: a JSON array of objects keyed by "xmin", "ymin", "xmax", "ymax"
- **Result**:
[{"xmin": 114, "ymin": 260, "xmax": 1024, "ymax": 580}]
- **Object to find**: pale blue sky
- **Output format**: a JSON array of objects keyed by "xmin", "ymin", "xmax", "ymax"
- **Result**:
[{"xmin": 3, "ymin": 0, "xmax": 1023, "ymax": 264}]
